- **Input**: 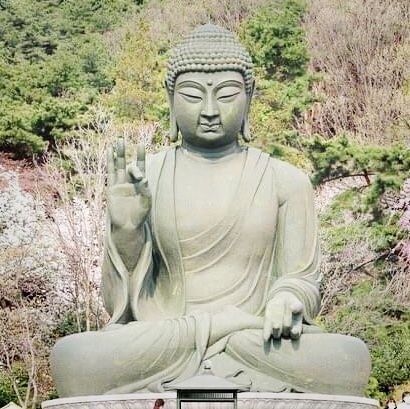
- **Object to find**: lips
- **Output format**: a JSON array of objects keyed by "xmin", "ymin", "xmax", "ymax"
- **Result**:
[{"xmin": 199, "ymin": 122, "xmax": 221, "ymax": 131}]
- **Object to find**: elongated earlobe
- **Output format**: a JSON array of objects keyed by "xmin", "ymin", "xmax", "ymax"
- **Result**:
[
  {"xmin": 241, "ymin": 119, "xmax": 251, "ymax": 142},
  {"xmin": 169, "ymin": 110, "xmax": 179, "ymax": 142},
  {"xmin": 166, "ymin": 81, "xmax": 179, "ymax": 142},
  {"xmin": 240, "ymin": 79, "xmax": 255, "ymax": 143}
]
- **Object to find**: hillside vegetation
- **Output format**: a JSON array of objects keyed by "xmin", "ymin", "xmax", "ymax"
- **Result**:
[
  {"xmin": 0, "ymin": 0, "xmax": 409, "ymax": 407},
  {"xmin": 0, "ymin": 0, "xmax": 140, "ymax": 156}
]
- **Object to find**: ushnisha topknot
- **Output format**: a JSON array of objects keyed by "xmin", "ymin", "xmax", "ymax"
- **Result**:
[{"xmin": 166, "ymin": 24, "xmax": 254, "ymax": 94}]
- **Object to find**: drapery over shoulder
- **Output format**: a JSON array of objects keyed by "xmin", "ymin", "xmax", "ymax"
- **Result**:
[
  {"xmin": 102, "ymin": 218, "xmax": 153, "ymax": 324},
  {"xmin": 102, "ymin": 147, "xmax": 275, "ymax": 324},
  {"xmin": 269, "ymin": 158, "xmax": 321, "ymax": 324},
  {"xmin": 102, "ymin": 149, "xmax": 169, "ymax": 324},
  {"xmin": 102, "ymin": 148, "xmax": 321, "ymax": 326}
]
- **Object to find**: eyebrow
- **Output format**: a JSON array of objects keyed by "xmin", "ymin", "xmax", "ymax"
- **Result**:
[
  {"xmin": 176, "ymin": 81, "xmax": 205, "ymax": 91},
  {"xmin": 215, "ymin": 80, "xmax": 244, "ymax": 90}
]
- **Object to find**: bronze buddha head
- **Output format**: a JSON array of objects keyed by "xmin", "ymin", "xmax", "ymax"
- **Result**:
[{"xmin": 166, "ymin": 24, "xmax": 255, "ymax": 148}]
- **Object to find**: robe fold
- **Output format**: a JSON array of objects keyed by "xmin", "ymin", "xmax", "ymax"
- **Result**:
[
  {"xmin": 103, "ymin": 146, "xmax": 321, "ymax": 325},
  {"xmin": 98, "ymin": 146, "xmax": 329, "ymax": 392},
  {"xmin": 53, "ymin": 146, "xmax": 371, "ymax": 397},
  {"xmin": 51, "ymin": 148, "xmax": 370, "ymax": 397}
]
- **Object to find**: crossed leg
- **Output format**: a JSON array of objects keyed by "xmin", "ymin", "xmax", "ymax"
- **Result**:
[
  {"xmin": 215, "ymin": 329, "xmax": 371, "ymax": 396},
  {"xmin": 51, "ymin": 307, "xmax": 263, "ymax": 397}
]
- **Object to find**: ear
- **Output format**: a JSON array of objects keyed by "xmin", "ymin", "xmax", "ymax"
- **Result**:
[
  {"xmin": 241, "ymin": 78, "xmax": 255, "ymax": 143},
  {"xmin": 165, "ymin": 81, "xmax": 179, "ymax": 142}
]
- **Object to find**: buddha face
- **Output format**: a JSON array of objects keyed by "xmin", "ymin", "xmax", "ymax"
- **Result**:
[{"xmin": 172, "ymin": 71, "xmax": 249, "ymax": 149}]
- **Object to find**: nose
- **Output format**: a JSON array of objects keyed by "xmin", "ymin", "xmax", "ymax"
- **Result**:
[{"xmin": 200, "ymin": 95, "xmax": 219, "ymax": 122}]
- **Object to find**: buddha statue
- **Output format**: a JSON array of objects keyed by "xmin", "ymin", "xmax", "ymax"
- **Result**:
[{"xmin": 50, "ymin": 24, "xmax": 371, "ymax": 398}]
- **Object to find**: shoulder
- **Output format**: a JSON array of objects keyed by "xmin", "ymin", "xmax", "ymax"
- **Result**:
[
  {"xmin": 145, "ymin": 146, "xmax": 175, "ymax": 180},
  {"xmin": 270, "ymin": 156, "xmax": 310, "ymax": 185},
  {"xmin": 146, "ymin": 146, "xmax": 174, "ymax": 167},
  {"xmin": 246, "ymin": 147, "xmax": 312, "ymax": 203},
  {"xmin": 269, "ymin": 156, "xmax": 313, "ymax": 204}
]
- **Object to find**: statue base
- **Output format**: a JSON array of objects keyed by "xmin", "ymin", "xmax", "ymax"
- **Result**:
[{"xmin": 42, "ymin": 392, "xmax": 378, "ymax": 409}]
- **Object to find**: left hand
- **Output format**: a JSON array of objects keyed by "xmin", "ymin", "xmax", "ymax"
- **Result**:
[{"xmin": 263, "ymin": 291, "xmax": 304, "ymax": 341}]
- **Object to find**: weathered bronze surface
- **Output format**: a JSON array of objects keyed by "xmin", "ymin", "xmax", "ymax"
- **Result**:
[{"xmin": 50, "ymin": 24, "xmax": 371, "ymax": 398}]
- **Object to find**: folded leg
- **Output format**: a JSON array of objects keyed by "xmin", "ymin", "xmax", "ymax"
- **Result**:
[
  {"xmin": 219, "ymin": 329, "xmax": 371, "ymax": 395},
  {"xmin": 51, "ymin": 307, "xmax": 263, "ymax": 397},
  {"xmin": 51, "ymin": 314, "xmax": 210, "ymax": 396}
]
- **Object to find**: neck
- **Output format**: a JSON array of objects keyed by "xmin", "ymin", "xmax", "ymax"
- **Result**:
[{"xmin": 181, "ymin": 139, "xmax": 241, "ymax": 160}]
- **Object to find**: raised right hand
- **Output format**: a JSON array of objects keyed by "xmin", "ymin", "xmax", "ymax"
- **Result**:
[{"xmin": 107, "ymin": 138, "xmax": 151, "ymax": 229}]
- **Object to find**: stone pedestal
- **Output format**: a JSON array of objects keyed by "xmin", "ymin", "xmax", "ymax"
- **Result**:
[{"xmin": 42, "ymin": 392, "xmax": 378, "ymax": 409}]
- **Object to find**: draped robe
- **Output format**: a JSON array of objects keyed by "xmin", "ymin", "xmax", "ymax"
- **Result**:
[
  {"xmin": 104, "ymin": 147, "xmax": 321, "ymax": 324},
  {"xmin": 51, "ymin": 147, "xmax": 371, "ymax": 398}
]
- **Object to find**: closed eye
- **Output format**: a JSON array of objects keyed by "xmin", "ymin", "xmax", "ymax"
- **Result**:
[
  {"xmin": 217, "ymin": 91, "xmax": 241, "ymax": 102},
  {"xmin": 178, "ymin": 89, "xmax": 203, "ymax": 103},
  {"xmin": 216, "ymin": 85, "xmax": 242, "ymax": 102}
]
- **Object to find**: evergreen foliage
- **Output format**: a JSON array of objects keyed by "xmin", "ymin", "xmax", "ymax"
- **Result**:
[
  {"xmin": 0, "ymin": 0, "xmax": 137, "ymax": 157},
  {"xmin": 319, "ymin": 167, "xmax": 410, "ymax": 399},
  {"xmin": 0, "ymin": 363, "xmax": 29, "ymax": 407},
  {"xmin": 320, "ymin": 282, "xmax": 410, "ymax": 399},
  {"xmin": 242, "ymin": 0, "xmax": 308, "ymax": 79},
  {"xmin": 104, "ymin": 22, "xmax": 168, "ymax": 127},
  {"xmin": 0, "ymin": 0, "xmax": 409, "ymax": 403},
  {"xmin": 305, "ymin": 136, "xmax": 410, "ymax": 188},
  {"xmin": 240, "ymin": 1, "xmax": 316, "ymax": 167}
]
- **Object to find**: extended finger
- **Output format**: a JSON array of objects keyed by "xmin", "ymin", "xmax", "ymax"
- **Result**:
[
  {"xmin": 136, "ymin": 143, "xmax": 146, "ymax": 175},
  {"xmin": 116, "ymin": 138, "xmax": 127, "ymax": 183},
  {"xmin": 263, "ymin": 316, "xmax": 273, "ymax": 342},
  {"xmin": 135, "ymin": 177, "xmax": 152, "ymax": 199},
  {"xmin": 290, "ymin": 312, "xmax": 303, "ymax": 340},
  {"xmin": 282, "ymin": 301, "xmax": 292, "ymax": 338},
  {"xmin": 127, "ymin": 162, "xmax": 144, "ymax": 183},
  {"xmin": 271, "ymin": 323, "xmax": 282, "ymax": 339},
  {"xmin": 107, "ymin": 146, "xmax": 116, "ymax": 186},
  {"xmin": 269, "ymin": 308, "xmax": 283, "ymax": 340}
]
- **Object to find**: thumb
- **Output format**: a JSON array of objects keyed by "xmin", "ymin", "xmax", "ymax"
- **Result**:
[
  {"xmin": 127, "ymin": 162, "xmax": 143, "ymax": 183},
  {"xmin": 135, "ymin": 177, "xmax": 152, "ymax": 199}
]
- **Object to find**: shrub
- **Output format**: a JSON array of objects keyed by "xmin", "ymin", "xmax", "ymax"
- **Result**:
[
  {"xmin": 303, "ymin": 0, "xmax": 410, "ymax": 144},
  {"xmin": 304, "ymin": 135, "xmax": 410, "ymax": 224},
  {"xmin": 0, "ymin": 362, "xmax": 29, "ymax": 408},
  {"xmin": 138, "ymin": 0, "xmax": 273, "ymax": 46},
  {"xmin": 319, "ymin": 281, "xmax": 410, "ymax": 399},
  {"xmin": 0, "ymin": 0, "xmax": 136, "ymax": 158},
  {"xmin": 241, "ymin": 0, "xmax": 308, "ymax": 79},
  {"xmin": 240, "ymin": 1, "xmax": 315, "ymax": 167}
]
